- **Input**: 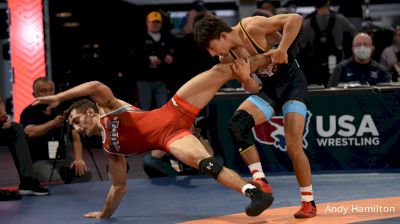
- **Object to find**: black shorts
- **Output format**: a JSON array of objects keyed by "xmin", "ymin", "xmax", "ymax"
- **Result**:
[{"xmin": 257, "ymin": 60, "xmax": 310, "ymax": 114}]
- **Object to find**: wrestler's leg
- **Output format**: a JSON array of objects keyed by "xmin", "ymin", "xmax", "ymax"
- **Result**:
[
  {"xmin": 169, "ymin": 134, "xmax": 245, "ymax": 192},
  {"xmin": 282, "ymin": 100, "xmax": 316, "ymax": 218},
  {"xmin": 229, "ymin": 99, "xmax": 273, "ymax": 194},
  {"xmin": 169, "ymin": 134, "xmax": 274, "ymax": 216},
  {"xmin": 233, "ymin": 100, "xmax": 268, "ymax": 167},
  {"xmin": 176, "ymin": 54, "xmax": 269, "ymax": 110},
  {"xmin": 284, "ymin": 112, "xmax": 311, "ymax": 187},
  {"xmin": 176, "ymin": 64, "xmax": 235, "ymax": 110}
]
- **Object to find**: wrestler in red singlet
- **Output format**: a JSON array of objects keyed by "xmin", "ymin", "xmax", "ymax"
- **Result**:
[{"xmin": 101, "ymin": 95, "xmax": 200, "ymax": 155}]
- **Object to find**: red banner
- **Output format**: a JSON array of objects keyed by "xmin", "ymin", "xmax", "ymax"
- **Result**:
[{"xmin": 8, "ymin": 0, "xmax": 46, "ymax": 121}]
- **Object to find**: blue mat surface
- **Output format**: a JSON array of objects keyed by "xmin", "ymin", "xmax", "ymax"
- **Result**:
[{"xmin": 1, "ymin": 172, "xmax": 399, "ymax": 224}]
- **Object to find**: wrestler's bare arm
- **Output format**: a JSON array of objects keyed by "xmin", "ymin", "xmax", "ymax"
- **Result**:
[
  {"xmin": 33, "ymin": 81, "xmax": 123, "ymax": 112},
  {"xmin": 241, "ymin": 14, "xmax": 302, "ymax": 65},
  {"xmin": 220, "ymin": 54, "xmax": 260, "ymax": 93},
  {"xmin": 245, "ymin": 14, "xmax": 302, "ymax": 53},
  {"xmin": 221, "ymin": 53, "xmax": 272, "ymax": 93},
  {"xmin": 222, "ymin": 53, "xmax": 272, "ymax": 94},
  {"xmin": 70, "ymin": 130, "xmax": 88, "ymax": 176},
  {"xmin": 84, "ymin": 154, "xmax": 127, "ymax": 219}
]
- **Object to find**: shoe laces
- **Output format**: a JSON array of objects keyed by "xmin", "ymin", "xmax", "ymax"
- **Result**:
[{"xmin": 245, "ymin": 188, "xmax": 258, "ymax": 199}]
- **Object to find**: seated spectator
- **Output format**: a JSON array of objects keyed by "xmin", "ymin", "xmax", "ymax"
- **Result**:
[
  {"xmin": 327, "ymin": 32, "xmax": 390, "ymax": 87},
  {"xmin": 20, "ymin": 77, "xmax": 91, "ymax": 183},
  {"xmin": 380, "ymin": 26, "xmax": 400, "ymax": 82},
  {"xmin": 0, "ymin": 94, "xmax": 49, "ymax": 200}
]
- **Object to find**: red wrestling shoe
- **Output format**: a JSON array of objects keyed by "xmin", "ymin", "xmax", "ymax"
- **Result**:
[
  {"xmin": 294, "ymin": 200, "xmax": 317, "ymax": 218},
  {"xmin": 249, "ymin": 178, "xmax": 273, "ymax": 195}
]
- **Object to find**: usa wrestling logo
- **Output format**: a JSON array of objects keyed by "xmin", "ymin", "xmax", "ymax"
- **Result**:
[{"xmin": 252, "ymin": 111, "xmax": 311, "ymax": 151}]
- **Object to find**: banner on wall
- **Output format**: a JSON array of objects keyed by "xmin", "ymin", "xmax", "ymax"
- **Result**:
[
  {"xmin": 8, "ymin": 0, "xmax": 46, "ymax": 121},
  {"xmin": 208, "ymin": 90, "xmax": 400, "ymax": 172}
]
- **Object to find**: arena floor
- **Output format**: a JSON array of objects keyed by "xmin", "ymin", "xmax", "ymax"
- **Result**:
[{"xmin": 1, "ymin": 171, "xmax": 399, "ymax": 224}]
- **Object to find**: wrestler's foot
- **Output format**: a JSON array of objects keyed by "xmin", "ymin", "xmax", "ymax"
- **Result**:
[
  {"xmin": 294, "ymin": 200, "xmax": 317, "ymax": 218},
  {"xmin": 245, "ymin": 188, "xmax": 274, "ymax": 217},
  {"xmin": 249, "ymin": 178, "xmax": 273, "ymax": 195}
]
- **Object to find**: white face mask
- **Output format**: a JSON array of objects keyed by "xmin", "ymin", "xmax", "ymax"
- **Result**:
[{"xmin": 353, "ymin": 46, "xmax": 372, "ymax": 60}]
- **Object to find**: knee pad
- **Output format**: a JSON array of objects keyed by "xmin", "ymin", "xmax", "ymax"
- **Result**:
[
  {"xmin": 228, "ymin": 110, "xmax": 255, "ymax": 154},
  {"xmin": 199, "ymin": 157, "xmax": 223, "ymax": 179}
]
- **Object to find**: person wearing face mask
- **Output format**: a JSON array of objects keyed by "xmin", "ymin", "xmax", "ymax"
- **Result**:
[{"xmin": 327, "ymin": 32, "xmax": 390, "ymax": 87}]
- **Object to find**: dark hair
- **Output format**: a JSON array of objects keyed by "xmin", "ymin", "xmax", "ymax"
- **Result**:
[
  {"xmin": 65, "ymin": 99, "xmax": 99, "ymax": 118},
  {"xmin": 193, "ymin": 15, "xmax": 232, "ymax": 50},
  {"xmin": 314, "ymin": 0, "xmax": 329, "ymax": 8}
]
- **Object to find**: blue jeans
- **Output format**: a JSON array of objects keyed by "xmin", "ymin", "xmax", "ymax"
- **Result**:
[{"xmin": 136, "ymin": 80, "xmax": 169, "ymax": 110}]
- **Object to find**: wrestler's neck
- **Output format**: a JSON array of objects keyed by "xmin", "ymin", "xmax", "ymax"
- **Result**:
[
  {"xmin": 92, "ymin": 116, "xmax": 103, "ymax": 136},
  {"xmin": 230, "ymin": 27, "xmax": 245, "ymax": 49}
]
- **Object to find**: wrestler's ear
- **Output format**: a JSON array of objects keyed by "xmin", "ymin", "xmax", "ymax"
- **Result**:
[{"xmin": 220, "ymin": 32, "xmax": 228, "ymax": 40}]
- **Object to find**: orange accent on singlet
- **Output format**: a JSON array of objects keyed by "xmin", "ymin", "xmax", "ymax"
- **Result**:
[{"xmin": 100, "ymin": 94, "xmax": 200, "ymax": 155}]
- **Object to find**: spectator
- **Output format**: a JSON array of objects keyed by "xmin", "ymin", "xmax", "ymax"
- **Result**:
[
  {"xmin": 20, "ymin": 77, "xmax": 91, "ymax": 183},
  {"xmin": 252, "ymin": 0, "xmax": 280, "ymax": 17},
  {"xmin": 298, "ymin": 0, "xmax": 357, "ymax": 86},
  {"xmin": 136, "ymin": 11, "xmax": 175, "ymax": 170},
  {"xmin": 176, "ymin": 12, "xmax": 219, "ymax": 92},
  {"xmin": 380, "ymin": 26, "xmax": 400, "ymax": 82},
  {"xmin": 136, "ymin": 11, "xmax": 174, "ymax": 111},
  {"xmin": 0, "ymin": 95, "xmax": 49, "ymax": 199},
  {"xmin": 180, "ymin": 0, "xmax": 212, "ymax": 36},
  {"xmin": 327, "ymin": 32, "xmax": 391, "ymax": 87}
]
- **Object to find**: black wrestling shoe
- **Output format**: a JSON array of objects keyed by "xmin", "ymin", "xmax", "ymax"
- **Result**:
[{"xmin": 245, "ymin": 187, "xmax": 274, "ymax": 217}]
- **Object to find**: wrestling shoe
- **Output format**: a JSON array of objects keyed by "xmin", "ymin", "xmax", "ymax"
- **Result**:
[
  {"xmin": 249, "ymin": 178, "xmax": 273, "ymax": 195},
  {"xmin": 294, "ymin": 200, "xmax": 317, "ymax": 218},
  {"xmin": 245, "ymin": 188, "xmax": 274, "ymax": 217}
]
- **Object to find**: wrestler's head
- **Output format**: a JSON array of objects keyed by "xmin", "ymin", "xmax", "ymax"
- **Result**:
[
  {"xmin": 66, "ymin": 99, "xmax": 101, "ymax": 136},
  {"xmin": 193, "ymin": 15, "xmax": 233, "ymax": 57}
]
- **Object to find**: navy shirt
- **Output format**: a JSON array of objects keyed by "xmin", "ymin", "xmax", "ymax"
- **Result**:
[
  {"xmin": 327, "ymin": 57, "xmax": 390, "ymax": 87},
  {"xmin": 20, "ymin": 105, "xmax": 64, "ymax": 162},
  {"xmin": 136, "ymin": 33, "xmax": 174, "ymax": 82}
]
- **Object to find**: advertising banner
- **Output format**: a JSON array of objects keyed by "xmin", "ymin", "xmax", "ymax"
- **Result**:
[{"xmin": 208, "ymin": 88, "xmax": 400, "ymax": 172}]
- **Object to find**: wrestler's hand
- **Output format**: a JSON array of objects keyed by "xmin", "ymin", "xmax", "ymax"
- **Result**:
[
  {"xmin": 32, "ymin": 95, "xmax": 60, "ymax": 110},
  {"xmin": 232, "ymin": 58, "xmax": 251, "ymax": 83},
  {"xmin": 265, "ymin": 48, "xmax": 288, "ymax": 64},
  {"xmin": 70, "ymin": 159, "xmax": 88, "ymax": 176},
  {"xmin": 84, "ymin": 211, "xmax": 106, "ymax": 219}
]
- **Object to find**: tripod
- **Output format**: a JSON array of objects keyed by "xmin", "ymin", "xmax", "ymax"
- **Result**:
[{"xmin": 49, "ymin": 120, "xmax": 103, "ymax": 182}]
